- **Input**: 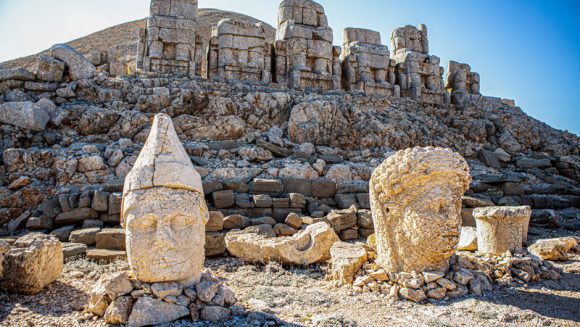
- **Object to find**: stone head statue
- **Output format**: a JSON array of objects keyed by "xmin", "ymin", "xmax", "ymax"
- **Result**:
[
  {"xmin": 122, "ymin": 113, "xmax": 209, "ymax": 287},
  {"xmin": 370, "ymin": 147, "xmax": 471, "ymax": 273}
]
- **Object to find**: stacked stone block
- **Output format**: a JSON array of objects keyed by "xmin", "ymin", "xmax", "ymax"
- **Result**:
[
  {"xmin": 341, "ymin": 28, "xmax": 399, "ymax": 96},
  {"xmin": 274, "ymin": 0, "xmax": 340, "ymax": 90},
  {"xmin": 137, "ymin": 0, "xmax": 201, "ymax": 77},
  {"xmin": 207, "ymin": 19, "xmax": 272, "ymax": 83},
  {"xmin": 390, "ymin": 25, "xmax": 448, "ymax": 105}
]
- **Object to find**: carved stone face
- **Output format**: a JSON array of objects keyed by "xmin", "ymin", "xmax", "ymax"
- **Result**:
[
  {"xmin": 370, "ymin": 147, "xmax": 470, "ymax": 273},
  {"xmin": 124, "ymin": 187, "xmax": 208, "ymax": 286},
  {"xmin": 400, "ymin": 182, "xmax": 462, "ymax": 264}
]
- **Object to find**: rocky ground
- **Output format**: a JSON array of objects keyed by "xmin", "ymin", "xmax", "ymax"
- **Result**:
[{"xmin": 1, "ymin": 229, "xmax": 578, "ymax": 327}]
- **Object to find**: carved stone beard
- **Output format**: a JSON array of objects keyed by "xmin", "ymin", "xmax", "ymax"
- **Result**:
[
  {"xmin": 371, "ymin": 177, "xmax": 462, "ymax": 273},
  {"xmin": 124, "ymin": 187, "xmax": 208, "ymax": 287}
]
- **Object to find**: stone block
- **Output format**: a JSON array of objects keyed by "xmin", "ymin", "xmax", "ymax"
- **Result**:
[
  {"xmin": 62, "ymin": 242, "xmax": 88, "ymax": 259},
  {"xmin": 92, "ymin": 190, "xmax": 110, "ymax": 212},
  {"xmin": 327, "ymin": 207, "xmax": 357, "ymax": 232},
  {"xmin": 249, "ymin": 179, "xmax": 284, "ymax": 196},
  {"xmin": 235, "ymin": 193, "xmax": 255, "ymax": 208},
  {"xmin": 0, "ymin": 101, "xmax": 50, "ymax": 132},
  {"xmin": 50, "ymin": 226, "xmax": 75, "ymax": 242},
  {"xmin": 205, "ymin": 232, "xmax": 226, "ymax": 257},
  {"xmin": 223, "ymin": 214, "xmax": 251, "ymax": 230},
  {"xmin": 473, "ymin": 206, "xmax": 531, "ymax": 255},
  {"xmin": 96, "ymin": 228, "xmax": 126, "ymax": 250},
  {"xmin": 311, "ymin": 179, "xmax": 337, "ymax": 198},
  {"xmin": 55, "ymin": 208, "xmax": 98, "ymax": 226},
  {"xmin": 282, "ymin": 178, "xmax": 312, "ymax": 197},
  {"xmin": 285, "ymin": 212, "xmax": 303, "ymax": 229},
  {"xmin": 0, "ymin": 234, "xmax": 63, "ymax": 294},
  {"xmin": 478, "ymin": 149, "xmax": 500, "ymax": 169},
  {"xmin": 253, "ymin": 194, "xmax": 273, "ymax": 208},
  {"xmin": 212, "ymin": 190, "xmax": 235, "ymax": 209},
  {"xmin": 86, "ymin": 249, "xmax": 127, "ymax": 262},
  {"xmin": 336, "ymin": 180, "xmax": 368, "ymax": 194},
  {"xmin": 356, "ymin": 193, "xmax": 370, "ymax": 209},
  {"xmin": 289, "ymin": 193, "xmax": 306, "ymax": 208},
  {"xmin": 35, "ymin": 55, "xmax": 65, "ymax": 82},
  {"xmin": 273, "ymin": 208, "xmax": 302, "ymax": 223},
  {"xmin": 108, "ymin": 193, "xmax": 122, "ymax": 215},
  {"xmin": 69, "ymin": 228, "xmax": 101, "ymax": 245},
  {"xmin": 49, "ymin": 44, "xmax": 96, "ymax": 80},
  {"xmin": 25, "ymin": 216, "xmax": 54, "ymax": 230},
  {"xmin": 335, "ymin": 193, "xmax": 357, "ymax": 209},
  {"xmin": 206, "ymin": 211, "xmax": 224, "ymax": 232},
  {"xmin": 340, "ymin": 228, "xmax": 359, "ymax": 241},
  {"xmin": 272, "ymin": 198, "xmax": 290, "ymax": 208}
]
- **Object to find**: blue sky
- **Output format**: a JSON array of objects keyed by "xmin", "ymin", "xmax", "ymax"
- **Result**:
[{"xmin": 0, "ymin": 0, "xmax": 578, "ymax": 135}]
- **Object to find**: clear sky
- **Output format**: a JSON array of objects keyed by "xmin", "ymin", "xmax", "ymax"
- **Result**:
[{"xmin": 0, "ymin": 0, "xmax": 579, "ymax": 135}]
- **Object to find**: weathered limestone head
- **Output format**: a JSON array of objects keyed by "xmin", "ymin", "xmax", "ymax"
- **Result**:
[
  {"xmin": 122, "ymin": 113, "xmax": 209, "ymax": 287},
  {"xmin": 370, "ymin": 147, "xmax": 471, "ymax": 273},
  {"xmin": 278, "ymin": 0, "xmax": 328, "ymax": 28},
  {"xmin": 390, "ymin": 24, "xmax": 429, "ymax": 54}
]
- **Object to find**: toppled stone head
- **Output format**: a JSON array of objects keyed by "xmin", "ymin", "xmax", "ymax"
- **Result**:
[
  {"xmin": 370, "ymin": 147, "xmax": 471, "ymax": 273},
  {"xmin": 122, "ymin": 113, "xmax": 209, "ymax": 287}
]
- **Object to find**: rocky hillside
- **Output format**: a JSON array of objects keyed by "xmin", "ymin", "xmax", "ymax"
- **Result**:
[{"xmin": 1, "ymin": 8, "xmax": 276, "ymax": 70}]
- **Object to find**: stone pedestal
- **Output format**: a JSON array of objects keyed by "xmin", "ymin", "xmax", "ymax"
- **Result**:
[{"xmin": 473, "ymin": 206, "xmax": 531, "ymax": 255}]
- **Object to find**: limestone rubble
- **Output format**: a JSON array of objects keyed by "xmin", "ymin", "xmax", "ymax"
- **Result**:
[{"xmin": 225, "ymin": 222, "xmax": 339, "ymax": 265}]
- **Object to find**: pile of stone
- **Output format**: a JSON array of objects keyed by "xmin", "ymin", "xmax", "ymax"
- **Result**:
[
  {"xmin": 87, "ymin": 270, "xmax": 237, "ymax": 326},
  {"xmin": 344, "ymin": 249, "xmax": 563, "ymax": 303}
]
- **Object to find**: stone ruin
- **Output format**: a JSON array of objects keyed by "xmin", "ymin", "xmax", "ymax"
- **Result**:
[
  {"xmin": 137, "ymin": 0, "xmax": 202, "ymax": 77},
  {"xmin": 341, "ymin": 28, "xmax": 399, "ymax": 96},
  {"xmin": 446, "ymin": 60, "xmax": 503, "ymax": 107},
  {"xmin": 0, "ymin": 0, "xmax": 579, "ymax": 324},
  {"xmin": 207, "ymin": 19, "xmax": 272, "ymax": 83},
  {"xmin": 390, "ymin": 25, "xmax": 448, "ymax": 105},
  {"xmin": 274, "ymin": 0, "xmax": 340, "ymax": 90}
]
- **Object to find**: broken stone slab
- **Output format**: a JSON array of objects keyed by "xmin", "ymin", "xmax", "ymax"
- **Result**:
[
  {"xmin": 0, "ymin": 234, "xmax": 63, "ymax": 294},
  {"xmin": 205, "ymin": 232, "xmax": 226, "ymax": 257},
  {"xmin": 55, "ymin": 208, "xmax": 99, "ymax": 226},
  {"xmin": 49, "ymin": 44, "xmax": 96, "ymax": 80},
  {"xmin": 326, "ymin": 206, "xmax": 357, "ymax": 232},
  {"xmin": 95, "ymin": 228, "xmax": 126, "ymax": 250},
  {"xmin": 0, "ymin": 67, "xmax": 35, "ymax": 81},
  {"xmin": 528, "ymin": 237, "xmax": 577, "ymax": 261},
  {"xmin": 86, "ymin": 249, "xmax": 127, "ymax": 262},
  {"xmin": 225, "ymin": 222, "xmax": 339, "ymax": 265},
  {"xmin": 36, "ymin": 54, "xmax": 65, "ymax": 82},
  {"xmin": 69, "ymin": 228, "xmax": 101, "ymax": 245},
  {"xmin": 473, "ymin": 206, "xmax": 531, "ymax": 255},
  {"xmin": 330, "ymin": 242, "xmax": 368, "ymax": 285},
  {"xmin": 62, "ymin": 242, "xmax": 88, "ymax": 258},
  {"xmin": 128, "ymin": 297, "xmax": 190, "ymax": 327},
  {"xmin": 457, "ymin": 227, "xmax": 478, "ymax": 251},
  {"xmin": 0, "ymin": 101, "xmax": 50, "ymax": 131}
]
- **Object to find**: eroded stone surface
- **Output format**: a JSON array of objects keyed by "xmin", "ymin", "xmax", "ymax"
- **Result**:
[
  {"xmin": 225, "ymin": 222, "xmax": 339, "ymax": 265},
  {"xmin": 473, "ymin": 206, "xmax": 531, "ymax": 255},
  {"xmin": 528, "ymin": 237, "xmax": 578, "ymax": 261},
  {"xmin": 0, "ymin": 234, "xmax": 63, "ymax": 294},
  {"xmin": 122, "ymin": 113, "xmax": 209, "ymax": 286},
  {"xmin": 370, "ymin": 147, "xmax": 471, "ymax": 272}
]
